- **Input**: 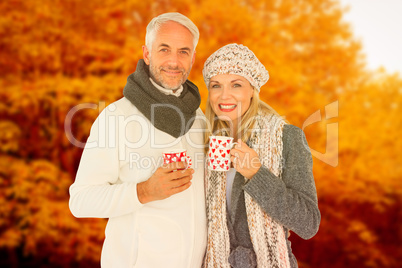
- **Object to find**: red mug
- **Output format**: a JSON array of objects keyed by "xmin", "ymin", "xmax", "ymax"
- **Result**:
[{"xmin": 162, "ymin": 149, "xmax": 192, "ymax": 170}]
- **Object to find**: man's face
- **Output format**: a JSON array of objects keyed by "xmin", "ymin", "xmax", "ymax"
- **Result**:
[{"xmin": 143, "ymin": 21, "xmax": 195, "ymax": 91}]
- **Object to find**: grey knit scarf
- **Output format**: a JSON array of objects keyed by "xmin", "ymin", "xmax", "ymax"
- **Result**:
[{"xmin": 123, "ymin": 59, "xmax": 201, "ymax": 138}]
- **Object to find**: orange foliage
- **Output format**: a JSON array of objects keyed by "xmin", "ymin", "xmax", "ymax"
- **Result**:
[{"xmin": 0, "ymin": 0, "xmax": 401, "ymax": 267}]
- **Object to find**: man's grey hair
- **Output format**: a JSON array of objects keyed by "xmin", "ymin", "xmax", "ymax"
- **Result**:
[{"xmin": 145, "ymin": 12, "xmax": 200, "ymax": 53}]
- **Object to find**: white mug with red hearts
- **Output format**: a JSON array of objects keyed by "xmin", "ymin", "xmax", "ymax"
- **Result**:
[
  {"xmin": 207, "ymin": 136, "xmax": 237, "ymax": 171},
  {"xmin": 162, "ymin": 149, "xmax": 192, "ymax": 170}
]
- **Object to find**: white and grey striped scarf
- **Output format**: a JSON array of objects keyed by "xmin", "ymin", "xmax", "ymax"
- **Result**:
[{"xmin": 204, "ymin": 111, "xmax": 290, "ymax": 268}]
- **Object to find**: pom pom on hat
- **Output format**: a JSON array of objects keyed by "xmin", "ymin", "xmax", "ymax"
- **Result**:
[{"xmin": 202, "ymin": 43, "xmax": 269, "ymax": 92}]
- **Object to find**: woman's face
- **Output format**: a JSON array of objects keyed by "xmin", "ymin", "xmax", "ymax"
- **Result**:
[{"xmin": 208, "ymin": 74, "xmax": 254, "ymax": 125}]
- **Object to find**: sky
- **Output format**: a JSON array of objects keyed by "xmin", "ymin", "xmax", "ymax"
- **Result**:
[{"xmin": 338, "ymin": 0, "xmax": 402, "ymax": 74}]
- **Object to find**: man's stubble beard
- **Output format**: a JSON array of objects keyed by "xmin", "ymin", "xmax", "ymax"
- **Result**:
[{"xmin": 149, "ymin": 61, "xmax": 192, "ymax": 91}]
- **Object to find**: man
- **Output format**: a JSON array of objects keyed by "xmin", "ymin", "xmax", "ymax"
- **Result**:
[{"xmin": 69, "ymin": 13, "xmax": 207, "ymax": 267}]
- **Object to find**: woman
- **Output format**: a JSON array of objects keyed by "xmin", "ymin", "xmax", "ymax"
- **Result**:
[{"xmin": 202, "ymin": 43, "xmax": 321, "ymax": 268}]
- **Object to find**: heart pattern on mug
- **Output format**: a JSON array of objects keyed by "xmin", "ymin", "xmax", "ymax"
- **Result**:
[
  {"xmin": 208, "ymin": 136, "xmax": 236, "ymax": 171},
  {"xmin": 163, "ymin": 150, "xmax": 192, "ymax": 169}
]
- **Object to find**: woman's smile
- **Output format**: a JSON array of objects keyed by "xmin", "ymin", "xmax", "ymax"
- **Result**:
[{"xmin": 218, "ymin": 103, "xmax": 237, "ymax": 112}]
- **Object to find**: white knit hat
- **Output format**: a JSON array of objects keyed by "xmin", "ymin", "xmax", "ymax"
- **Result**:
[{"xmin": 202, "ymin": 43, "xmax": 269, "ymax": 91}]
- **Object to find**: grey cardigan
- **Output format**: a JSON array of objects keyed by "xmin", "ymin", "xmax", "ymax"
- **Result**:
[{"xmin": 226, "ymin": 124, "xmax": 321, "ymax": 268}]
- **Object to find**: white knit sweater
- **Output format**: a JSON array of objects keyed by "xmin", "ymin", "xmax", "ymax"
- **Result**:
[{"xmin": 69, "ymin": 97, "xmax": 207, "ymax": 267}]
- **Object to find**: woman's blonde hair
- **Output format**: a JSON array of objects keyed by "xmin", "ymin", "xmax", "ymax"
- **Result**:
[{"xmin": 204, "ymin": 88, "xmax": 278, "ymax": 152}]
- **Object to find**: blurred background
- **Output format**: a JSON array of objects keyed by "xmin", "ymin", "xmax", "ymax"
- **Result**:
[{"xmin": 0, "ymin": 0, "xmax": 401, "ymax": 267}]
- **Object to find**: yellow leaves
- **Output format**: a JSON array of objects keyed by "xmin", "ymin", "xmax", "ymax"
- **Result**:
[
  {"xmin": 0, "ymin": 229, "xmax": 22, "ymax": 248},
  {"xmin": 0, "ymin": 121, "xmax": 22, "ymax": 153},
  {"xmin": 0, "ymin": 154, "xmax": 106, "ymax": 262},
  {"xmin": 348, "ymin": 220, "xmax": 377, "ymax": 244},
  {"xmin": 31, "ymin": 160, "xmax": 71, "ymax": 200},
  {"xmin": 0, "ymin": 72, "xmax": 124, "ymax": 264},
  {"xmin": 336, "ymin": 71, "xmax": 402, "ymax": 196}
]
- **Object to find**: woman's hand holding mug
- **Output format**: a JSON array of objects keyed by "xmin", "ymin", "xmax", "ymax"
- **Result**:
[{"xmin": 230, "ymin": 140, "xmax": 261, "ymax": 179}]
